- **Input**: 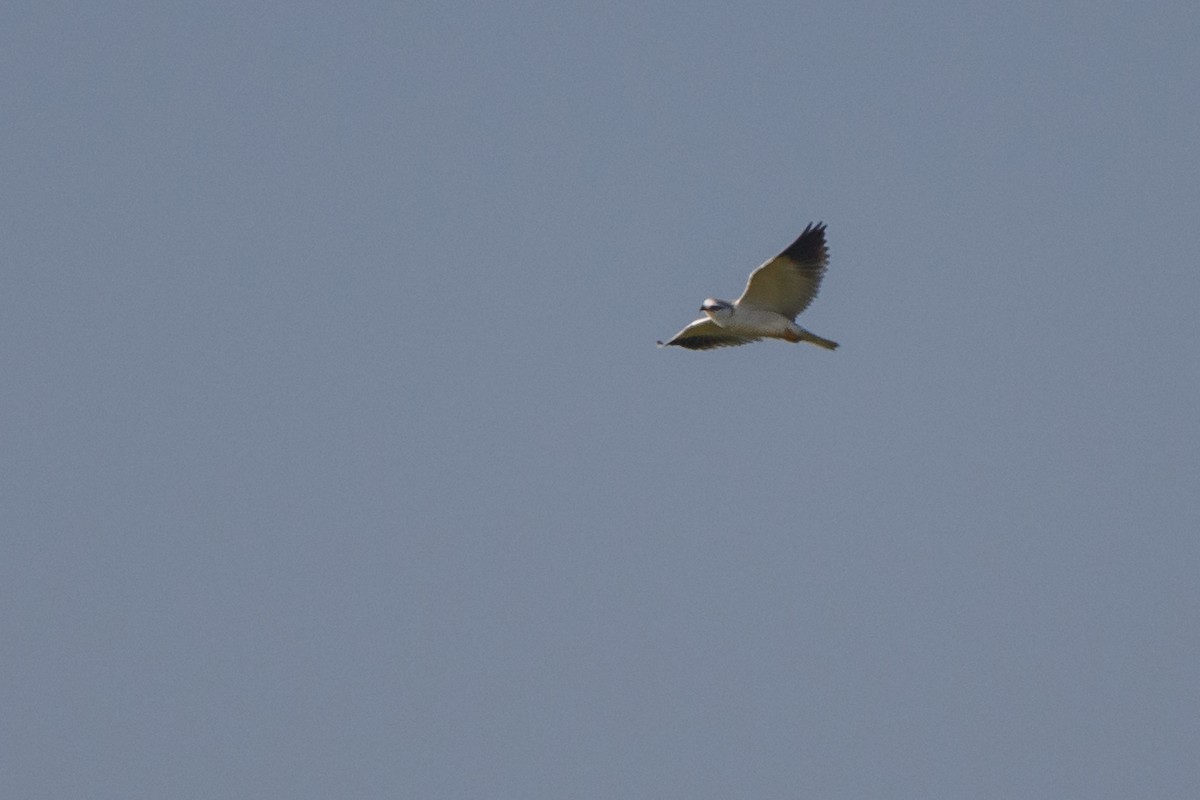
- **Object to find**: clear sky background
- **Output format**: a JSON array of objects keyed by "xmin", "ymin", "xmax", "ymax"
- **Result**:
[{"xmin": 4, "ymin": 2, "xmax": 1199, "ymax": 798}]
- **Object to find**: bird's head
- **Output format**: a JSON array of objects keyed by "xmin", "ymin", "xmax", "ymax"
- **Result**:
[{"xmin": 701, "ymin": 298, "xmax": 734, "ymax": 321}]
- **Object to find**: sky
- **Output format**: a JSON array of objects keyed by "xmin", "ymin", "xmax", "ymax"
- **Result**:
[{"xmin": 3, "ymin": 1, "xmax": 1199, "ymax": 797}]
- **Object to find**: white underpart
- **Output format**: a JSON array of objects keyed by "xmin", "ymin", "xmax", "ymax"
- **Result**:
[{"xmin": 708, "ymin": 304, "xmax": 797, "ymax": 339}]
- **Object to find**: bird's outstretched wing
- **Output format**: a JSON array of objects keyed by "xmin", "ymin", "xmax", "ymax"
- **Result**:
[
  {"xmin": 735, "ymin": 222, "xmax": 828, "ymax": 320},
  {"xmin": 657, "ymin": 318, "xmax": 760, "ymax": 350}
]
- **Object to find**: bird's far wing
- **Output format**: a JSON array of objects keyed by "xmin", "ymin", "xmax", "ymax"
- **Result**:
[
  {"xmin": 735, "ymin": 222, "xmax": 829, "ymax": 320},
  {"xmin": 657, "ymin": 317, "xmax": 759, "ymax": 350}
]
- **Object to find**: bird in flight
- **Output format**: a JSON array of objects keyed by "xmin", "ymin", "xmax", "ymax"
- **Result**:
[{"xmin": 658, "ymin": 222, "xmax": 838, "ymax": 351}]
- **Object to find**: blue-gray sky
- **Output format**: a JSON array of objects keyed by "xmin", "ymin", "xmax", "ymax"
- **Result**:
[{"xmin": 4, "ymin": 2, "xmax": 1199, "ymax": 797}]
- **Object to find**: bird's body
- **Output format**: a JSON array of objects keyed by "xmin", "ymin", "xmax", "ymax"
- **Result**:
[{"xmin": 659, "ymin": 222, "xmax": 838, "ymax": 351}]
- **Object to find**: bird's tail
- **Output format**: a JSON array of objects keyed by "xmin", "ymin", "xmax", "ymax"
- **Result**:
[{"xmin": 799, "ymin": 330, "xmax": 838, "ymax": 350}]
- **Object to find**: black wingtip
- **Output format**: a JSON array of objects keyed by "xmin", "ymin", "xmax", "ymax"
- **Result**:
[{"xmin": 781, "ymin": 221, "xmax": 828, "ymax": 263}]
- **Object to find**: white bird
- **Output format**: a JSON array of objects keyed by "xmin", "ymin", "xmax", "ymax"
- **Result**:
[{"xmin": 658, "ymin": 222, "xmax": 838, "ymax": 351}]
